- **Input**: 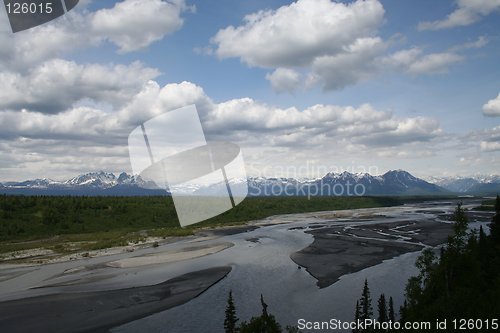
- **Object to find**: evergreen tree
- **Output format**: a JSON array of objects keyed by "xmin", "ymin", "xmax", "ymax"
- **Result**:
[
  {"xmin": 388, "ymin": 297, "xmax": 395, "ymax": 322},
  {"xmin": 359, "ymin": 279, "xmax": 373, "ymax": 320},
  {"xmin": 401, "ymin": 201, "xmax": 500, "ymax": 326},
  {"xmin": 353, "ymin": 301, "xmax": 361, "ymax": 333},
  {"xmin": 448, "ymin": 202, "xmax": 469, "ymax": 252},
  {"xmin": 238, "ymin": 295, "xmax": 282, "ymax": 333},
  {"xmin": 224, "ymin": 291, "xmax": 238, "ymax": 333},
  {"xmin": 377, "ymin": 294, "xmax": 387, "ymax": 323},
  {"xmin": 490, "ymin": 195, "xmax": 500, "ymax": 242},
  {"xmin": 261, "ymin": 294, "xmax": 269, "ymax": 318}
]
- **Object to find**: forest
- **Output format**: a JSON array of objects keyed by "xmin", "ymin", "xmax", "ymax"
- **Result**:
[{"xmin": 0, "ymin": 194, "xmax": 401, "ymax": 254}]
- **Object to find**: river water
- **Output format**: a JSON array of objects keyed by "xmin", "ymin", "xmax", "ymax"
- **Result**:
[{"xmin": 111, "ymin": 199, "xmax": 490, "ymax": 333}]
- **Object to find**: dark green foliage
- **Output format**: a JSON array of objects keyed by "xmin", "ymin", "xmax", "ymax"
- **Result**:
[
  {"xmin": 447, "ymin": 202, "xmax": 468, "ymax": 252},
  {"xmin": 0, "ymin": 195, "xmax": 182, "ymax": 241},
  {"xmin": 359, "ymin": 279, "xmax": 373, "ymax": 321},
  {"xmin": 224, "ymin": 291, "xmax": 238, "ymax": 333},
  {"xmin": 0, "ymin": 195, "xmax": 401, "ymax": 244},
  {"xmin": 377, "ymin": 294, "xmax": 387, "ymax": 323},
  {"xmin": 229, "ymin": 294, "xmax": 301, "ymax": 333},
  {"xmin": 353, "ymin": 301, "xmax": 361, "ymax": 333},
  {"xmin": 401, "ymin": 201, "xmax": 500, "ymax": 330},
  {"xmin": 238, "ymin": 295, "xmax": 282, "ymax": 333},
  {"xmin": 388, "ymin": 297, "xmax": 395, "ymax": 323},
  {"xmin": 489, "ymin": 195, "xmax": 500, "ymax": 242}
]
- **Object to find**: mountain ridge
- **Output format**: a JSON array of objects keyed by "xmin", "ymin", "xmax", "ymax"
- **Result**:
[{"xmin": 2, "ymin": 169, "xmax": 496, "ymax": 196}]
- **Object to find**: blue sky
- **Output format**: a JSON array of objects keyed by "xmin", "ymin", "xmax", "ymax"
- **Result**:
[{"xmin": 0, "ymin": 0, "xmax": 499, "ymax": 181}]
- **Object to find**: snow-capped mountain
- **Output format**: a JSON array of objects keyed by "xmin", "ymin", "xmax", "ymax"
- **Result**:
[
  {"xmin": 65, "ymin": 171, "xmax": 118, "ymax": 187},
  {"xmin": 0, "ymin": 171, "xmax": 165, "ymax": 196},
  {"xmin": 194, "ymin": 170, "xmax": 446, "ymax": 197},
  {"xmin": 427, "ymin": 175, "xmax": 500, "ymax": 194}
]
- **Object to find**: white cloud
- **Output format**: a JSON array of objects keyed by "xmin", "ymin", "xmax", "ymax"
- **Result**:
[
  {"xmin": 204, "ymin": 97, "xmax": 441, "ymax": 149},
  {"xmin": 418, "ymin": 0, "xmax": 500, "ymax": 31},
  {"xmin": 118, "ymin": 81, "xmax": 213, "ymax": 126},
  {"xmin": 210, "ymin": 0, "xmax": 472, "ymax": 91},
  {"xmin": 91, "ymin": 0, "xmax": 191, "ymax": 53},
  {"xmin": 311, "ymin": 37, "xmax": 386, "ymax": 90},
  {"xmin": 0, "ymin": 0, "xmax": 191, "ymax": 69},
  {"xmin": 213, "ymin": 0, "xmax": 384, "ymax": 67},
  {"xmin": 211, "ymin": 0, "xmax": 386, "ymax": 91},
  {"xmin": 0, "ymin": 80, "xmax": 447, "ymax": 180},
  {"xmin": 483, "ymin": 93, "xmax": 500, "ymax": 117},
  {"xmin": 466, "ymin": 125, "xmax": 500, "ymax": 152},
  {"xmin": 0, "ymin": 59, "xmax": 159, "ymax": 113},
  {"xmin": 0, "ymin": 80, "xmax": 442, "ymax": 148},
  {"xmin": 450, "ymin": 36, "xmax": 489, "ymax": 51},
  {"xmin": 265, "ymin": 68, "xmax": 301, "ymax": 93},
  {"xmin": 406, "ymin": 52, "xmax": 463, "ymax": 75},
  {"xmin": 383, "ymin": 48, "xmax": 463, "ymax": 75},
  {"xmin": 0, "ymin": 107, "xmax": 120, "ymax": 142},
  {"xmin": 481, "ymin": 141, "xmax": 500, "ymax": 152},
  {"xmin": 479, "ymin": 125, "xmax": 500, "ymax": 152}
]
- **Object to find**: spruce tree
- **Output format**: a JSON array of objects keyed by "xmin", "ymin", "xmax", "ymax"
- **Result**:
[
  {"xmin": 359, "ymin": 279, "xmax": 373, "ymax": 320},
  {"xmin": 353, "ymin": 301, "xmax": 361, "ymax": 333},
  {"xmin": 238, "ymin": 295, "xmax": 282, "ymax": 333},
  {"xmin": 224, "ymin": 291, "xmax": 238, "ymax": 333},
  {"xmin": 449, "ymin": 203, "xmax": 469, "ymax": 252},
  {"xmin": 388, "ymin": 297, "xmax": 395, "ymax": 322},
  {"xmin": 490, "ymin": 195, "xmax": 500, "ymax": 242},
  {"xmin": 377, "ymin": 294, "xmax": 387, "ymax": 323}
]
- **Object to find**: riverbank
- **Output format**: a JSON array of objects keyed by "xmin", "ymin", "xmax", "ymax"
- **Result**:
[{"xmin": 0, "ymin": 266, "xmax": 231, "ymax": 333}]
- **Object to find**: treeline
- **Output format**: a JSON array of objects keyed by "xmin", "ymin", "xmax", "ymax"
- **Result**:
[
  {"xmin": 0, "ymin": 195, "xmax": 400, "ymax": 241},
  {"xmin": 401, "ymin": 197, "xmax": 500, "ymax": 326},
  {"xmin": 352, "ymin": 196, "xmax": 500, "ymax": 332}
]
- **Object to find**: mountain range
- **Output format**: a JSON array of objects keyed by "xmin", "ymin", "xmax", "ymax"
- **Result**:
[
  {"xmin": 2, "ymin": 169, "xmax": 496, "ymax": 196},
  {"xmin": 0, "ymin": 171, "xmax": 166, "ymax": 196},
  {"xmin": 425, "ymin": 175, "xmax": 500, "ymax": 195},
  {"xmin": 0, "ymin": 170, "xmax": 498, "ymax": 196}
]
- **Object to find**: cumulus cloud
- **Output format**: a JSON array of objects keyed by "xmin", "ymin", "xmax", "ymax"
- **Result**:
[
  {"xmin": 91, "ymin": 0, "xmax": 191, "ymax": 53},
  {"xmin": 483, "ymin": 93, "xmax": 500, "ymax": 117},
  {"xmin": 0, "ymin": 80, "xmax": 443, "ymax": 148},
  {"xmin": 203, "ymin": 96, "xmax": 441, "ymax": 149},
  {"xmin": 212, "ymin": 0, "xmax": 384, "ymax": 67},
  {"xmin": 0, "ymin": 80, "xmax": 446, "ymax": 180},
  {"xmin": 0, "ymin": 0, "xmax": 191, "ymax": 69},
  {"xmin": 0, "ymin": 59, "xmax": 159, "ymax": 113},
  {"xmin": 211, "ymin": 0, "xmax": 386, "ymax": 91},
  {"xmin": 311, "ymin": 37, "xmax": 386, "ymax": 90},
  {"xmin": 210, "ymin": 0, "xmax": 472, "ymax": 92},
  {"xmin": 0, "ymin": 107, "xmax": 122, "ymax": 142},
  {"xmin": 265, "ymin": 68, "xmax": 301, "ymax": 93},
  {"xmin": 418, "ymin": 0, "xmax": 500, "ymax": 31}
]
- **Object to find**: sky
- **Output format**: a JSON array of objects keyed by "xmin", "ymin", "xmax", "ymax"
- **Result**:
[{"xmin": 0, "ymin": 0, "xmax": 499, "ymax": 181}]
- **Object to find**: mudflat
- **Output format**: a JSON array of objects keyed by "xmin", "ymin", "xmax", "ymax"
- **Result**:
[
  {"xmin": 291, "ymin": 220, "xmax": 454, "ymax": 288},
  {"xmin": 0, "ymin": 266, "xmax": 231, "ymax": 333}
]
